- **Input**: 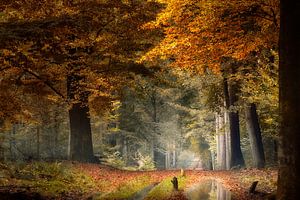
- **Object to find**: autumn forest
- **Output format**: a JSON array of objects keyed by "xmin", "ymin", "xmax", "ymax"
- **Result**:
[{"xmin": 0, "ymin": 0, "xmax": 299, "ymax": 200}]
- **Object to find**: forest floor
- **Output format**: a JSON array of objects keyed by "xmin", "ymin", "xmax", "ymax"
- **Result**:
[{"xmin": 0, "ymin": 162, "xmax": 277, "ymax": 200}]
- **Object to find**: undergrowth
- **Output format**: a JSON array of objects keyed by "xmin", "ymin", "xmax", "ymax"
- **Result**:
[
  {"xmin": 145, "ymin": 175, "xmax": 186, "ymax": 200},
  {"xmin": 98, "ymin": 175, "xmax": 152, "ymax": 199},
  {"xmin": 0, "ymin": 161, "xmax": 98, "ymax": 198}
]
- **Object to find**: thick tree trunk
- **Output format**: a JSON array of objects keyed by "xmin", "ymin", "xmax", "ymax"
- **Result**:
[
  {"xmin": 223, "ymin": 78, "xmax": 245, "ymax": 168},
  {"xmin": 245, "ymin": 103, "xmax": 265, "ymax": 168},
  {"xmin": 224, "ymin": 112, "xmax": 231, "ymax": 170},
  {"xmin": 216, "ymin": 113, "xmax": 227, "ymax": 170},
  {"xmin": 68, "ymin": 102, "xmax": 94, "ymax": 162},
  {"xmin": 277, "ymin": 1, "xmax": 300, "ymax": 199},
  {"xmin": 219, "ymin": 134, "xmax": 226, "ymax": 170},
  {"xmin": 228, "ymin": 111, "xmax": 244, "ymax": 168},
  {"xmin": 67, "ymin": 74, "xmax": 94, "ymax": 162},
  {"xmin": 273, "ymin": 139, "xmax": 278, "ymax": 164}
]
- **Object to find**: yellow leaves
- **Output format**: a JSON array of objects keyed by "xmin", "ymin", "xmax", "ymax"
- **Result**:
[
  {"xmin": 41, "ymin": 44, "xmax": 51, "ymax": 51},
  {"xmin": 1, "ymin": 49, "xmax": 14, "ymax": 57},
  {"xmin": 139, "ymin": 0, "xmax": 279, "ymax": 75},
  {"xmin": 95, "ymin": 34, "xmax": 116, "ymax": 48},
  {"xmin": 188, "ymin": 26, "xmax": 201, "ymax": 33},
  {"xmin": 17, "ymin": 42, "xmax": 34, "ymax": 56},
  {"xmin": 46, "ymin": 95, "xmax": 60, "ymax": 103},
  {"xmin": 141, "ymin": 21, "xmax": 158, "ymax": 29}
]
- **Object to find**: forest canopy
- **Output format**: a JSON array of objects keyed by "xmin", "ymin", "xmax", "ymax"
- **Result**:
[{"xmin": 1, "ymin": 0, "xmax": 299, "ymax": 199}]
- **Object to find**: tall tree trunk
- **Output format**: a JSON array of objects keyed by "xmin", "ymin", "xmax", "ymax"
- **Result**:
[
  {"xmin": 52, "ymin": 109, "xmax": 60, "ymax": 159},
  {"xmin": 165, "ymin": 151, "xmax": 169, "ymax": 169},
  {"xmin": 150, "ymin": 89, "xmax": 160, "ymax": 167},
  {"xmin": 67, "ymin": 74, "xmax": 94, "ymax": 162},
  {"xmin": 211, "ymin": 149, "xmax": 215, "ymax": 170},
  {"xmin": 223, "ymin": 78, "xmax": 245, "ymax": 168},
  {"xmin": 216, "ymin": 114, "xmax": 221, "ymax": 169},
  {"xmin": 52, "ymin": 122, "xmax": 59, "ymax": 159},
  {"xmin": 277, "ymin": 1, "xmax": 300, "ymax": 199},
  {"xmin": 273, "ymin": 139, "xmax": 278, "ymax": 164},
  {"xmin": 245, "ymin": 103, "xmax": 265, "ymax": 168},
  {"xmin": 216, "ymin": 113, "xmax": 227, "ymax": 170},
  {"xmin": 150, "ymin": 139, "xmax": 154, "ymax": 160},
  {"xmin": 172, "ymin": 141, "xmax": 176, "ymax": 168},
  {"xmin": 122, "ymin": 137, "xmax": 128, "ymax": 164},
  {"xmin": 219, "ymin": 133, "xmax": 226, "ymax": 170},
  {"xmin": 224, "ymin": 112, "xmax": 231, "ymax": 170},
  {"xmin": 207, "ymin": 150, "xmax": 213, "ymax": 170}
]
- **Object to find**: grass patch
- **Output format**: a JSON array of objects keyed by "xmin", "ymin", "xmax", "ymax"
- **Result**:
[
  {"xmin": 145, "ymin": 176, "xmax": 186, "ymax": 200},
  {"xmin": 0, "ymin": 162, "xmax": 100, "ymax": 198},
  {"xmin": 98, "ymin": 175, "xmax": 152, "ymax": 200}
]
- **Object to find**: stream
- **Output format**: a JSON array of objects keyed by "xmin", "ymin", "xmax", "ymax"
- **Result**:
[{"xmin": 185, "ymin": 180, "xmax": 231, "ymax": 200}]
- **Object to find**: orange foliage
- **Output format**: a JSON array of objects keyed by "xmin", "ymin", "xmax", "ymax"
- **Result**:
[
  {"xmin": 75, "ymin": 163, "xmax": 277, "ymax": 200},
  {"xmin": 141, "ymin": 0, "xmax": 279, "ymax": 73},
  {"xmin": 0, "ymin": 0, "xmax": 162, "ymax": 122}
]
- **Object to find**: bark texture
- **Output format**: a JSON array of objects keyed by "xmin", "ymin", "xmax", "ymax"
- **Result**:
[
  {"xmin": 223, "ymin": 77, "xmax": 245, "ymax": 168},
  {"xmin": 245, "ymin": 103, "xmax": 265, "ymax": 168},
  {"xmin": 277, "ymin": 1, "xmax": 300, "ymax": 199},
  {"xmin": 224, "ymin": 112, "xmax": 231, "ymax": 170},
  {"xmin": 67, "ymin": 74, "xmax": 94, "ymax": 162},
  {"xmin": 216, "ymin": 113, "xmax": 227, "ymax": 170}
]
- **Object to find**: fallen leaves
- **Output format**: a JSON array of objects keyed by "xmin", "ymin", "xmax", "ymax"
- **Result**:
[{"xmin": 0, "ymin": 162, "xmax": 278, "ymax": 200}]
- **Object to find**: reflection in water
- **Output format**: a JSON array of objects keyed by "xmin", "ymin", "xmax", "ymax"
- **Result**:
[{"xmin": 185, "ymin": 180, "xmax": 231, "ymax": 200}]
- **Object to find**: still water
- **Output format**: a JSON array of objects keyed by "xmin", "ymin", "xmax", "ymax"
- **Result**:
[{"xmin": 185, "ymin": 180, "xmax": 231, "ymax": 200}]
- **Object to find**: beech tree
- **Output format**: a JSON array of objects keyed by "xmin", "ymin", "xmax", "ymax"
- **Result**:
[
  {"xmin": 221, "ymin": 58, "xmax": 245, "ymax": 168},
  {"xmin": 141, "ymin": 0, "xmax": 279, "ymax": 69},
  {"xmin": 245, "ymin": 103, "xmax": 265, "ymax": 168},
  {"xmin": 0, "ymin": 0, "xmax": 162, "ymax": 162},
  {"xmin": 277, "ymin": 0, "xmax": 300, "ymax": 199},
  {"xmin": 141, "ymin": 0, "xmax": 279, "ymax": 169}
]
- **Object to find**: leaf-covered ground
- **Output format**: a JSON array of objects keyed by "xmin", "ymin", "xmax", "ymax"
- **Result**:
[{"xmin": 0, "ymin": 162, "xmax": 277, "ymax": 200}]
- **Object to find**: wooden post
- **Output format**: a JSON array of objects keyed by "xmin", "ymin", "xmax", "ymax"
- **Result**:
[
  {"xmin": 180, "ymin": 168, "xmax": 185, "ymax": 177},
  {"xmin": 171, "ymin": 177, "xmax": 178, "ymax": 191},
  {"xmin": 249, "ymin": 181, "xmax": 258, "ymax": 194}
]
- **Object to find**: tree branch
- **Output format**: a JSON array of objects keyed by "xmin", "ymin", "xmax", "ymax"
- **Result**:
[
  {"xmin": 22, "ymin": 68, "xmax": 65, "ymax": 99},
  {"xmin": 0, "ymin": 66, "xmax": 12, "ymax": 73},
  {"xmin": 96, "ymin": 18, "xmax": 115, "ymax": 38}
]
